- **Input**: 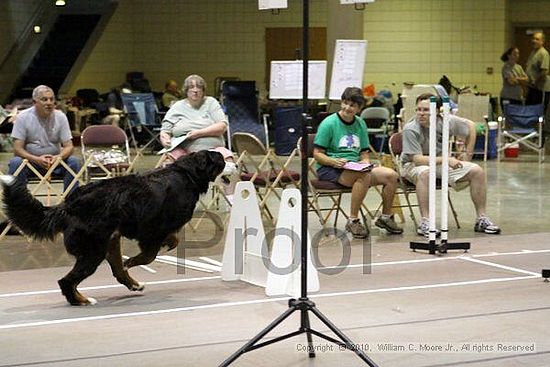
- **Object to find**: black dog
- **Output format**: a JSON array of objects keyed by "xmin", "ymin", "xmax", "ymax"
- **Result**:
[{"xmin": 1, "ymin": 150, "xmax": 229, "ymax": 306}]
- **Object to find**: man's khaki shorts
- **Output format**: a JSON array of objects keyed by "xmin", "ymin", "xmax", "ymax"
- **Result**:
[{"xmin": 401, "ymin": 161, "xmax": 478, "ymax": 191}]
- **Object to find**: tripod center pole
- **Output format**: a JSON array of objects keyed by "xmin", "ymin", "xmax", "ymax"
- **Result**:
[
  {"xmin": 441, "ymin": 97, "xmax": 451, "ymax": 242},
  {"xmin": 428, "ymin": 96, "xmax": 437, "ymax": 242}
]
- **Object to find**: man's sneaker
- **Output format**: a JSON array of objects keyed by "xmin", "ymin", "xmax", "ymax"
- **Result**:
[
  {"xmin": 375, "ymin": 214, "xmax": 403, "ymax": 234},
  {"xmin": 345, "ymin": 218, "xmax": 368, "ymax": 239},
  {"xmin": 474, "ymin": 216, "xmax": 501, "ymax": 234},
  {"xmin": 416, "ymin": 217, "xmax": 441, "ymax": 238}
]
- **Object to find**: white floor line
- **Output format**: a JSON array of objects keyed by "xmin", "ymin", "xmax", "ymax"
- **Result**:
[
  {"xmin": 320, "ymin": 248, "xmax": 550, "ymax": 270},
  {"xmin": 199, "ymin": 256, "xmax": 223, "ymax": 267},
  {"xmin": 157, "ymin": 256, "xmax": 221, "ymax": 272},
  {"xmin": 459, "ymin": 256, "xmax": 541, "ymax": 276},
  {"xmin": 2, "ymin": 249, "xmax": 548, "ymax": 299},
  {"xmin": 0, "ymin": 275, "xmax": 537, "ymax": 331},
  {"xmin": 472, "ymin": 249, "xmax": 550, "ymax": 257},
  {"xmin": 154, "ymin": 257, "xmax": 214, "ymax": 273},
  {"xmin": 0, "ymin": 276, "xmax": 221, "ymax": 298}
]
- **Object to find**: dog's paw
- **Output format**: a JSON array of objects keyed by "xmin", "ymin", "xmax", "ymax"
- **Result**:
[
  {"xmin": 86, "ymin": 297, "xmax": 98, "ymax": 305},
  {"xmin": 0, "ymin": 175, "xmax": 16, "ymax": 186},
  {"xmin": 131, "ymin": 282, "xmax": 145, "ymax": 292}
]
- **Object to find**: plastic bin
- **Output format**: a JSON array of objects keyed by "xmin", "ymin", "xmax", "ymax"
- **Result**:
[{"xmin": 504, "ymin": 143, "xmax": 519, "ymax": 158}]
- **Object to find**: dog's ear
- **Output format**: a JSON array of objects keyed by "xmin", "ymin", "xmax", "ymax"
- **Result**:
[{"xmin": 205, "ymin": 151, "xmax": 226, "ymax": 179}]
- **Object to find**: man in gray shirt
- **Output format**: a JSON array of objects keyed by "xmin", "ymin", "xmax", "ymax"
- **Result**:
[
  {"xmin": 401, "ymin": 93, "xmax": 500, "ymax": 237},
  {"xmin": 8, "ymin": 85, "xmax": 81, "ymax": 194},
  {"xmin": 525, "ymin": 31, "xmax": 550, "ymax": 111}
]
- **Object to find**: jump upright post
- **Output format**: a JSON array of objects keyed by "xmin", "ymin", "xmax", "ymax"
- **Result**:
[{"xmin": 410, "ymin": 96, "xmax": 470, "ymax": 255}]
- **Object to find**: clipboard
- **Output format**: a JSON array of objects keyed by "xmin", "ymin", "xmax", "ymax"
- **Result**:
[
  {"xmin": 342, "ymin": 161, "xmax": 375, "ymax": 172},
  {"xmin": 157, "ymin": 134, "xmax": 188, "ymax": 155}
]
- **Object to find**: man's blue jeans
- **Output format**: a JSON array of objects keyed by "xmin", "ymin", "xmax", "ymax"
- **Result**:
[{"xmin": 8, "ymin": 156, "xmax": 81, "ymax": 195}]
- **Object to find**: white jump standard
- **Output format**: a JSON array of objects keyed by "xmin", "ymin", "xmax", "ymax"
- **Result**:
[{"xmin": 409, "ymin": 96, "xmax": 470, "ymax": 255}]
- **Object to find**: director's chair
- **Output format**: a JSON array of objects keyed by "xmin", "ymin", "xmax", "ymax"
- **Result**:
[
  {"xmin": 121, "ymin": 93, "xmax": 164, "ymax": 156},
  {"xmin": 497, "ymin": 103, "xmax": 545, "ymax": 163}
]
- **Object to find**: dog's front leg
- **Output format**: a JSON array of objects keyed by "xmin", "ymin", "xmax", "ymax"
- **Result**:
[
  {"xmin": 106, "ymin": 232, "xmax": 144, "ymax": 292},
  {"xmin": 163, "ymin": 232, "xmax": 179, "ymax": 251},
  {"xmin": 124, "ymin": 242, "xmax": 162, "ymax": 269}
]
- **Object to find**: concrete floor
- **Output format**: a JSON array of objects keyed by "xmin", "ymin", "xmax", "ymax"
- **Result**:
[{"xmin": 1, "ymin": 152, "xmax": 550, "ymax": 367}]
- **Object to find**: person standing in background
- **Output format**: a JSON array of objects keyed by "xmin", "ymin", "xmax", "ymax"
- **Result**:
[
  {"xmin": 500, "ymin": 46, "xmax": 528, "ymax": 110},
  {"xmin": 525, "ymin": 32, "xmax": 550, "ymax": 111}
]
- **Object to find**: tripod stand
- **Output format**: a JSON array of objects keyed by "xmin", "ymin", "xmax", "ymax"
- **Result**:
[{"xmin": 219, "ymin": 1, "xmax": 378, "ymax": 366}]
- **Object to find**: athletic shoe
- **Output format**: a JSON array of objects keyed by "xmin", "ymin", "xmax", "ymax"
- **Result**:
[
  {"xmin": 474, "ymin": 216, "xmax": 501, "ymax": 234},
  {"xmin": 345, "ymin": 218, "xmax": 368, "ymax": 239},
  {"xmin": 416, "ymin": 217, "xmax": 441, "ymax": 238},
  {"xmin": 374, "ymin": 214, "xmax": 403, "ymax": 234}
]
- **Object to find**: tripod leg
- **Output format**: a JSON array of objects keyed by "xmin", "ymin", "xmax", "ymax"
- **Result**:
[
  {"xmin": 219, "ymin": 306, "xmax": 297, "ymax": 367},
  {"xmin": 301, "ymin": 307, "xmax": 315, "ymax": 358},
  {"xmin": 309, "ymin": 306, "xmax": 379, "ymax": 367}
]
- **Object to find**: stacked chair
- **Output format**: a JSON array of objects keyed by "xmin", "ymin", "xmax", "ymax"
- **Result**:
[{"xmin": 80, "ymin": 125, "xmax": 133, "ymax": 182}]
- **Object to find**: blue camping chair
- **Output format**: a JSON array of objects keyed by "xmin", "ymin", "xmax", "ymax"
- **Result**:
[
  {"xmin": 497, "ymin": 103, "xmax": 545, "ymax": 163},
  {"xmin": 121, "ymin": 93, "xmax": 163, "ymax": 153},
  {"xmin": 221, "ymin": 81, "xmax": 268, "ymax": 150}
]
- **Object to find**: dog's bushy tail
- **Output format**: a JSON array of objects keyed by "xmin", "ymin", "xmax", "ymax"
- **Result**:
[{"xmin": 1, "ymin": 175, "xmax": 66, "ymax": 241}]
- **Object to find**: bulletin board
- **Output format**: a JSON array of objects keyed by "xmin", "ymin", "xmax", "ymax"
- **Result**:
[
  {"xmin": 269, "ymin": 60, "xmax": 327, "ymax": 99},
  {"xmin": 328, "ymin": 39, "xmax": 367, "ymax": 100}
]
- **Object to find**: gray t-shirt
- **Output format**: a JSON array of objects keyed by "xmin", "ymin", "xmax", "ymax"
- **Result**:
[
  {"xmin": 501, "ymin": 63, "xmax": 527, "ymax": 100},
  {"xmin": 161, "ymin": 96, "xmax": 227, "ymax": 152},
  {"xmin": 526, "ymin": 46, "xmax": 550, "ymax": 92},
  {"xmin": 400, "ymin": 115, "xmax": 471, "ymax": 164},
  {"xmin": 11, "ymin": 106, "xmax": 72, "ymax": 156}
]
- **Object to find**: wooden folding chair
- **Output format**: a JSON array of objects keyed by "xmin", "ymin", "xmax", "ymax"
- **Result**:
[
  {"xmin": 299, "ymin": 134, "xmax": 372, "ymax": 230},
  {"xmin": 10, "ymin": 157, "xmax": 84, "ymax": 206},
  {"xmin": 232, "ymin": 132, "xmax": 300, "ymax": 224}
]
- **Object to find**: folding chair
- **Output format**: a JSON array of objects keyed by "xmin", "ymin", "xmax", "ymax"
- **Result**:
[
  {"xmin": 360, "ymin": 107, "xmax": 391, "ymax": 153},
  {"xmin": 121, "ymin": 93, "xmax": 163, "ymax": 154},
  {"xmin": 221, "ymin": 81, "xmax": 269, "ymax": 150},
  {"xmin": 497, "ymin": 103, "xmax": 545, "ymax": 163},
  {"xmin": 80, "ymin": 125, "xmax": 134, "ymax": 182},
  {"xmin": 232, "ymin": 132, "xmax": 300, "ymax": 224},
  {"xmin": 10, "ymin": 157, "xmax": 84, "ymax": 206},
  {"xmin": 299, "ymin": 134, "xmax": 371, "ymax": 230},
  {"xmin": 388, "ymin": 132, "xmax": 460, "ymax": 228}
]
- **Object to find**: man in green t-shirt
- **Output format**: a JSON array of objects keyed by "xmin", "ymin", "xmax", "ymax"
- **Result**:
[{"xmin": 313, "ymin": 87, "xmax": 402, "ymax": 238}]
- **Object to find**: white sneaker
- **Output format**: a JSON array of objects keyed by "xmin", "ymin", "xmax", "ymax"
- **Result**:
[
  {"xmin": 474, "ymin": 216, "xmax": 501, "ymax": 234},
  {"xmin": 416, "ymin": 217, "xmax": 441, "ymax": 238}
]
